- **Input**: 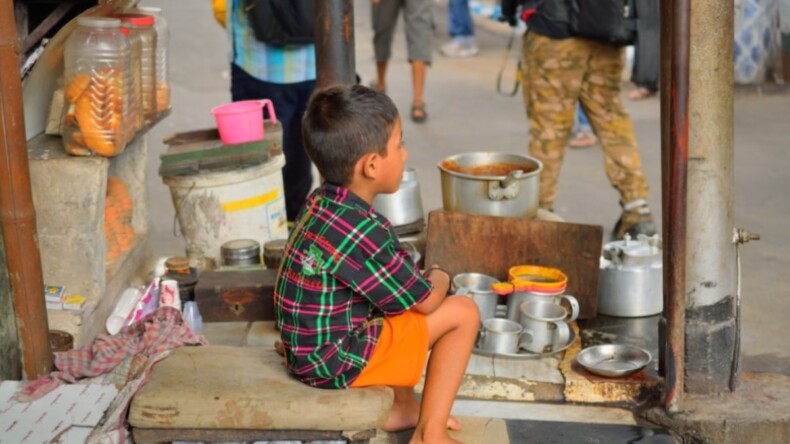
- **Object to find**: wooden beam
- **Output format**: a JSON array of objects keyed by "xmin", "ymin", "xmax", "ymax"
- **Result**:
[{"xmin": 20, "ymin": 2, "xmax": 72, "ymax": 54}]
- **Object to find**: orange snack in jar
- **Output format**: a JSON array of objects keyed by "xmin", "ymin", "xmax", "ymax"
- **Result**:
[{"xmin": 65, "ymin": 73, "xmax": 91, "ymax": 103}]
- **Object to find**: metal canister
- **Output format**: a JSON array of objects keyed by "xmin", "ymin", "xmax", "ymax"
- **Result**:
[
  {"xmin": 221, "ymin": 239, "xmax": 261, "ymax": 266},
  {"xmin": 263, "ymin": 239, "xmax": 287, "ymax": 269}
]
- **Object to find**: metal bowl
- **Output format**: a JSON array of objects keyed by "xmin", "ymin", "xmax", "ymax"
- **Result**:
[{"xmin": 576, "ymin": 344, "xmax": 652, "ymax": 377}]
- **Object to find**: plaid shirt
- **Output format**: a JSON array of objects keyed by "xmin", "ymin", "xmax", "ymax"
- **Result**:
[
  {"xmin": 228, "ymin": 0, "xmax": 316, "ymax": 84},
  {"xmin": 274, "ymin": 184, "xmax": 432, "ymax": 389}
]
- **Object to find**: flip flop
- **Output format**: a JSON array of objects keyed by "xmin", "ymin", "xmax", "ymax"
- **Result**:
[{"xmin": 411, "ymin": 103, "xmax": 428, "ymax": 123}]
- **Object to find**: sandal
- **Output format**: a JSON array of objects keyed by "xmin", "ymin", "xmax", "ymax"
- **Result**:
[
  {"xmin": 411, "ymin": 103, "xmax": 428, "ymax": 123},
  {"xmin": 628, "ymin": 86, "xmax": 656, "ymax": 101}
]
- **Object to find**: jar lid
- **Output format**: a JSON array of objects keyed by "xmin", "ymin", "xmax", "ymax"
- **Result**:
[
  {"xmin": 133, "ymin": 6, "xmax": 162, "ymax": 15},
  {"xmin": 221, "ymin": 239, "xmax": 261, "ymax": 259},
  {"xmin": 114, "ymin": 13, "xmax": 155, "ymax": 27},
  {"xmin": 165, "ymin": 256, "xmax": 190, "ymax": 272},
  {"xmin": 77, "ymin": 17, "xmax": 121, "ymax": 28}
]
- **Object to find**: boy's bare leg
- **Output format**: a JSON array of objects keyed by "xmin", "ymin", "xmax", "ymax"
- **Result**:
[{"xmin": 411, "ymin": 297, "xmax": 480, "ymax": 444}]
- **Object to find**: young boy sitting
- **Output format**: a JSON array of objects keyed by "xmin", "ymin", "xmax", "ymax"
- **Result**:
[{"xmin": 274, "ymin": 84, "xmax": 480, "ymax": 444}]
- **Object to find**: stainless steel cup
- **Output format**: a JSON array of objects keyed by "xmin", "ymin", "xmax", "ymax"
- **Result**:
[
  {"xmin": 518, "ymin": 300, "xmax": 571, "ymax": 354},
  {"xmin": 478, "ymin": 318, "xmax": 523, "ymax": 354},
  {"xmin": 453, "ymin": 272, "xmax": 500, "ymax": 321}
]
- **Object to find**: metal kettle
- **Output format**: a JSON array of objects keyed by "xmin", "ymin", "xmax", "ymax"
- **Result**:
[
  {"xmin": 598, "ymin": 234, "xmax": 663, "ymax": 317},
  {"xmin": 372, "ymin": 167, "xmax": 424, "ymax": 227}
]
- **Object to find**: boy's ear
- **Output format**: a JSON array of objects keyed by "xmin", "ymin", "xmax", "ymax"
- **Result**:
[{"xmin": 358, "ymin": 152, "xmax": 382, "ymax": 180}]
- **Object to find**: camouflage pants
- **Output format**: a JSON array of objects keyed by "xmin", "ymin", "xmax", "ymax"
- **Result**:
[{"xmin": 521, "ymin": 32, "xmax": 650, "ymax": 209}]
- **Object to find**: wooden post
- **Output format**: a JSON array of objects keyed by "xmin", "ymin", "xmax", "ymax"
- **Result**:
[{"xmin": 0, "ymin": 0, "xmax": 53, "ymax": 379}]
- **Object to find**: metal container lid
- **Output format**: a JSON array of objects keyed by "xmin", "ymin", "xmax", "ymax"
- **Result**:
[
  {"xmin": 263, "ymin": 239, "xmax": 287, "ymax": 255},
  {"xmin": 602, "ymin": 234, "xmax": 662, "ymax": 266},
  {"xmin": 221, "ymin": 239, "xmax": 261, "ymax": 260}
]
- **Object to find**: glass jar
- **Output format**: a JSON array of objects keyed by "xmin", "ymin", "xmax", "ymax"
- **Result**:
[
  {"xmin": 63, "ymin": 17, "xmax": 131, "ymax": 157},
  {"xmin": 132, "ymin": 6, "xmax": 170, "ymax": 113},
  {"xmin": 119, "ymin": 24, "xmax": 144, "ymax": 141},
  {"xmin": 114, "ymin": 14, "xmax": 157, "ymax": 123}
]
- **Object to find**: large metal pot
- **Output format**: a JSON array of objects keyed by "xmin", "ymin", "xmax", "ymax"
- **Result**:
[
  {"xmin": 598, "ymin": 235, "xmax": 663, "ymax": 317},
  {"xmin": 438, "ymin": 152, "xmax": 543, "ymax": 218},
  {"xmin": 372, "ymin": 167, "xmax": 424, "ymax": 227}
]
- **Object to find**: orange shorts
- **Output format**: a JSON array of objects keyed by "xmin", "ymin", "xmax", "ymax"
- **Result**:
[{"xmin": 350, "ymin": 310, "xmax": 429, "ymax": 388}]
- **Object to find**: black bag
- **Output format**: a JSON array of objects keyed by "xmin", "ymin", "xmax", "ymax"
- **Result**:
[
  {"xmin": 567, "ymin": 0, "xmax": 636, "ymax": 46},
  {"xmin": 245, "ymin": 0, "xmax": 314, "ymax": 46}
]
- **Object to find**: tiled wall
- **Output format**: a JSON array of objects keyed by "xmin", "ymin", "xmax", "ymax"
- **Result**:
[{"xmin": 734, "ymin": 0, "xmax": 781, "ymax": 84}]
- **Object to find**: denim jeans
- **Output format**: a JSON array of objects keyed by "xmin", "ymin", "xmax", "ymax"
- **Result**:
[
  {"xmin": 449, "ymin": 0, "xmax": 474, "ymax": 38},
  {"xmin": 575, "ymin": 103, "xmax": 592, "ymax": 133}
]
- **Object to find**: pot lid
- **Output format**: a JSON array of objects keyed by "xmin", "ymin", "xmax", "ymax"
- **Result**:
[{"xmin": 602, "ymin": 234, "xmax": 662, "ymax": 266}]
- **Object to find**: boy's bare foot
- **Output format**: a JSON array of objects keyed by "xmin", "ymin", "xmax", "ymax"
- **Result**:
[
  {"xmin": 409, "ymin": 428, "xmax": 463, "ymax": 444},
  {"xmin": 274, "ymin": 341, "xmax": 285, "ymax": 357},
  {"xmin": 383, "ymin": 397, "xmax": 461, "ymax": 432}
]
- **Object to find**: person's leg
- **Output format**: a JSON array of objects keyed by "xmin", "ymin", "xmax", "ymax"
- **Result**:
[
  {"xmin": 411, "ymin": 296, "xmax": 479, "ymax": 444},
  {"xmin": 231, "ymin": 71, "xmax": 314, "ymax": 221},
  {"xmin": 569, "ymin": 102, "xmax": 597, "ymax": 148},
  {"xmin": 580, "ymin": 42, "xmax": 655, "ymax": 239},
  {"xmin": 521, "ymin": 33, "xmax": 586, "ymax": 209},
  {"xmin": 371, "ymin": 0, "xmax": 401, "ymax": 91},
  {"xmin": 442, "ymin": 0, "xmax": 478, "ymax": 57},
  {"xmin": 404, "ymin": 0, "xmax": 433, "ymax": 121}
]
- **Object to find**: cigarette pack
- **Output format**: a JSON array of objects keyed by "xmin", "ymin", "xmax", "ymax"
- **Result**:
[
  {"xmin": 63, "ymin": 295, "xmax": 86, "ymax": 310},
  {"xmin": 46, "ymin": 300, "xmax": 63, "ymax": 310},
  {"xmin": 45, "ymin": 285, "xmax": 66, "ymax": 303}
]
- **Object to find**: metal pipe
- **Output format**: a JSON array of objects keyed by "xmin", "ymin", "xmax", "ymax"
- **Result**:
[
  {"xmin": 314, "ymin": 0, "xmax": 355, "ymax": 88},
  {"xmin": 657, "ymin": 0, "xmax": 672, "ymax": 380},
  {"xmin": 662, "ymin": 0, "xmax": 690, "ymax": 412},
  {"xmin": 686, "ymin": 0, "xmax": 737, "ymax": 394},
  {"xmin": 0, "ymin": 0, "xmax": 53, "ymax": 378}
]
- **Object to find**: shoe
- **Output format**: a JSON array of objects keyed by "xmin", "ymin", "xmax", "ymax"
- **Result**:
[
  {"xmin": 568, "ymin": 130, "xmax": 597, "ymax": 148},
  {"xmin": 440, "ymin": 41, "xmax": 479, "ymax": 58},
  {"xmin": 411, "ymin": 103, "xmax": 428, "ymax": 123},
  {"xmin": 628, "ymin": 86, "xmax": 657, "ymax": 101},
  {"xmin": 612, "ymin": 199, "xmax": 657, "ymax": 240}
]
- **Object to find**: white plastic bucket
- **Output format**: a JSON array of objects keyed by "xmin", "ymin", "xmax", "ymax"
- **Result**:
[{"xmin": 162, "ymin": 154, "xmax": 288, "ymax": 261}]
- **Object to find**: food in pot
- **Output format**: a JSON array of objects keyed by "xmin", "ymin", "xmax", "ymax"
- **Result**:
[{"xmin": 439, "ymin": 160, "xmax": 537, "ymax": 177}]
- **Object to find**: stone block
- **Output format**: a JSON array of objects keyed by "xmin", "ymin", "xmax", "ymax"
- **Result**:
[
  {"xmin": 28, "ymin": 135, "xmax": 108, "ymax": 302},
  {"xmin": 27, "ymin": 133, "xmax": 153, "ymax": 347}
]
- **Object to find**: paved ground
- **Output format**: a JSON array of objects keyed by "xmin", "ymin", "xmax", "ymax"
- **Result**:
[{"xmin": 144, "ymin": 0, "xmax": 790, "ymax": 377}]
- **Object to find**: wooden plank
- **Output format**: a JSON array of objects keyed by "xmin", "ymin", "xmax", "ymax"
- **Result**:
[
  {"xmin": 132, "ymin": 428, "xmax": 374, "ymax": 444},
  {"xmin": 424, "ymin": 210, "xmax": 603, "ymax": 319}
]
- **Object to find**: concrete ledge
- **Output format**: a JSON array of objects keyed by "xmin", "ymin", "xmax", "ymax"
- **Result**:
[
  {"xmin": 642, "ymin": 371, "xmax": 790, "ymax": 443},
  {"xmin": 561, "ymin": 324, "xmax": 663, "ymax": 405}
]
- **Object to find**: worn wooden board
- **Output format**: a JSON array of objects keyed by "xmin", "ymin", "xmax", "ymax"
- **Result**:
[
  {"xmin": 194, "ymin": 269, "xmax": 277, "ymax": 322},
  {"xmin": 424, "ymin": 211, "xmax": 603, "ymax": 319}
]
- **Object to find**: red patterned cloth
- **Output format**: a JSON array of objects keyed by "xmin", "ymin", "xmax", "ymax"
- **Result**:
[{"xmin": 16, "ymin": 306, "xmax": 206, "ymax": 402}]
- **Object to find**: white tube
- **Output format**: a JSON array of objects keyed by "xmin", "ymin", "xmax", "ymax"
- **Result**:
[{"xmin": 106, "ymin": 287, "xmax": 144, "ymax": 335}]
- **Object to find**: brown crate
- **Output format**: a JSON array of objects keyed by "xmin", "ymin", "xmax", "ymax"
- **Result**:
[{"xmin": 194, "ymin": 269, "xmax": 278, "ymax": 322}]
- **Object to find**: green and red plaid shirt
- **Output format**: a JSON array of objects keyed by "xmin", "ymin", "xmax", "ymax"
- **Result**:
[{"xmin": 274, "ymin": 183, "xmax": 431, "ymax": 389}]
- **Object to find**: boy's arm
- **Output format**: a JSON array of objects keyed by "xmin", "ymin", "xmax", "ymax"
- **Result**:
[{"xmin": 412, "ymin": 267, "xmax": 451, "ymax": 315}]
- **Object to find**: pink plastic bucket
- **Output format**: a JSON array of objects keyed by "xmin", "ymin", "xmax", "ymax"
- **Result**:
[{"xmin": 211, "ymin": 99, "xmax": 277, "ymax": 145}]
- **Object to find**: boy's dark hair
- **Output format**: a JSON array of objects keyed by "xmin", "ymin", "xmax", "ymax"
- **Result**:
[{"xmin": 302, "ymin": 84, "xmax": 399, "ymax": 186}]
